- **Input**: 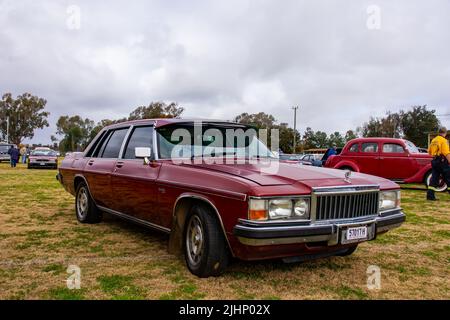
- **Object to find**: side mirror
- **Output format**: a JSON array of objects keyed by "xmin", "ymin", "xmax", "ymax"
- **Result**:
[{"xmin": 135, "ymin": 147, "xmax": 152, "ymax": 165}]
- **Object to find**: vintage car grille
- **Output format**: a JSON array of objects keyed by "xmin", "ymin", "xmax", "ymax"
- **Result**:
[{"xmin": 315, "ymin": 191, "xmax": 379, "ymax": 221}]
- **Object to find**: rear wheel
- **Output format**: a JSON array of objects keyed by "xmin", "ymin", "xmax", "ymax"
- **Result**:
[
  {"xmin": 75, "ymin": 182, "xmax": 102, "ymax": 224},
  {"xmin": 184, "ymin": 204, "xmax": 229, "ymax": 277},
  {"xmin": 425, "ymin": 172, "xmax": 448, "ymax": 192}
]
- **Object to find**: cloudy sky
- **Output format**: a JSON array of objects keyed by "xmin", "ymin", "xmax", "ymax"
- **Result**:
[{"xmin": 1, "ymin": 0, "xmax": 449, "ymax": 144}]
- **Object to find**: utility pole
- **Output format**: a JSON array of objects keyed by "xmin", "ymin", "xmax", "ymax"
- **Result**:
[
  {"xmin": 6, "ymin": 116, "xmax": 9, "ymax": 144},
  {"xmin": 292, "ymin": 106, "xmax": 299, "ymax": 153}
]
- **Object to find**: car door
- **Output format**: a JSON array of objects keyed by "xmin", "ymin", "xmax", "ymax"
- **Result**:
[
  {"xmin": 379, "ymin": 142, "xmax": 412, "ymax": 180},
  {"xmin": 84, "ymin": 127, "xmax": 129, "ymax": 209},
  {"xmin": 356, "ymin": 142, "xmax": 381, "ymax": 176},
  {"xmin": 110, "ymin": 125, "xmax": 162, "ymax": 225}
]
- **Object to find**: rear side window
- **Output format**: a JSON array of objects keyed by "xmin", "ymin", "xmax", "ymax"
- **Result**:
[
  {"xmin": 123, "ymin": 126, "xmax": 154, "ymax": 159},
  {"xmin": 349, "ymin": 143, "xmax": 359, "ymax": 152},
  {"xmin": 101, "ymin": 128, "xmax": 128, "ymax": 158},
  {"xmin": 361, "ymin": 143, "xmax": 378, "ymax": 153},
  {"xmin": 383, "ymin": 143, "xmax": 405, "ymax": 153}
]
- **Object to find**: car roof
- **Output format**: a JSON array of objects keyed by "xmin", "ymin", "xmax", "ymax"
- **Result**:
[
  {"xmin": 347, "ymin": 137, "xmax": 406, "ymax": 144},
  {"xmin": 105, "ymin": 118, "xmax": 250, "ymax": 130}
]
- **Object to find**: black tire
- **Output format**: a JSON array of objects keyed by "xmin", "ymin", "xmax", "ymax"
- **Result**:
[
  {"xmin": 183, "ymin": 204, "xmax": 230, "ymax": 277},
  {"xmin": 75, "ymin": 182, "xmax": 102, "ymax": 224},
  {"xmin": 336, "ymin": 245, "xmax": 358, "ymax": 257},
  {"xmin": 425, "ymin": 171, "xmax": 448, "ymax": 192}
]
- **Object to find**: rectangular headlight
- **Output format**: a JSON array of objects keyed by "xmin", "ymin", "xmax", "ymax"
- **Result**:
[
  {"xmin": 249, "ymin": 197, "xmax": 310, "ymax": 221},
  {"xmin": 379, "ymin": 190, "xmax": 401, "ymax": 212}
]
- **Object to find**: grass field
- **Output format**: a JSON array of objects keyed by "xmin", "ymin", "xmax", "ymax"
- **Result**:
[{"xmin": 0, "ymin": 162, "xmax": 449, "ymax": 300}]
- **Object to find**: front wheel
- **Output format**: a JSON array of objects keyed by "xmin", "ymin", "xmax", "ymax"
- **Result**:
[
  {"xmin": 425, "ymin": 172, "xmax": 448, "ymax": 192},
  {"xmin": 184, "ymin": 204, "xmax": 230, "ymax": 277},
  {"xmin": 75, "ymin": 182, "xmax": 102, "ymax": 224},
  {"xmin": 336, "ymin": 245, "xmax": 358, "ymax": 257}
]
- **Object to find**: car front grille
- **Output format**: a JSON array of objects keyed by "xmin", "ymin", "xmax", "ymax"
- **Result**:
[{"xmin": 314, "ymin": 188, "xmax": 379, "ymax": 221}]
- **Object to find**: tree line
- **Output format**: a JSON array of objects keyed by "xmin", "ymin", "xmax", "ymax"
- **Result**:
[{"xmin": 0, "ymin": 92, "xmax": 442, "ymax": 153}]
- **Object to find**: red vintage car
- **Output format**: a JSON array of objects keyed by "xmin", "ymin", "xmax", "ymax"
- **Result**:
[
  {"xmin": 324, "ymin": 138, "xmax": 448, "ymax": 191},
  {"xmin": 58, "ymin": 119, "xmax": 405, "ymax": 277}
]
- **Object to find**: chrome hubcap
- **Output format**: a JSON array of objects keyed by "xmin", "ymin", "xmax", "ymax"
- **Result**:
[
  {"xmin": 186, "ymin": 215, "xmax": 204, "ymax": 266},
  {"xmin": 77, "ymin": 187, "xmax": 89, "ymax": 219}
]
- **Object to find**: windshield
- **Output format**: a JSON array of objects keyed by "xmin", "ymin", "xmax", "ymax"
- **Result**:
[
  {"xmin": 0, "ymin": 145, "xmax": 11, "ymax": 153},
  {"xmin": 404, "ymin": 140, "xmax": 420, "ymax": 153},
  {"xmin": 157, "ymin": 124, "xmax": 276, "ymax": 160},
  {"xmin": 31, "ymin": 149, "xmax": 56, "ymax": 156}
]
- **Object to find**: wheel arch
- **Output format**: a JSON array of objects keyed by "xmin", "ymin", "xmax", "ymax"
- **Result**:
[
  {"xmin": 168, "ymin": 194, "xmax": 234, "ymax": 257},
  {"xmin": 73, "ymin": 174, "xmax": 97, "ymax": 206},
  {"xmin": 335, "ymin": 161, "xmax": 359, "ymax": 172}
]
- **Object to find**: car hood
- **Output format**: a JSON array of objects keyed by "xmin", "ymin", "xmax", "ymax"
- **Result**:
[{"xmin": 188, "ymin": 160, "xmax": 397, "ymax": 188}]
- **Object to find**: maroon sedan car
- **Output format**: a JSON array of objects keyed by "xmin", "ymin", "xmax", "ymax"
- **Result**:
[
  {"xmin": 58, "ymin": 119, "xmax": 405, "ymax": 277},
  {"xmin": 28, "ymin": 147, "xmax": 58, "ymax": 169}
]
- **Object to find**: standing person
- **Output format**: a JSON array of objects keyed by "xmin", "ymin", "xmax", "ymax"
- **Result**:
[
  {"xmin": 427, "ymin": 127, "xmax": 450, "ymax": 201},
  {"xmin": 20, "ymin": 145, "xmax": 27, "ymax": 164},
  {"xmin": 8, "ymin": 145, "xmax": 20, "ymax": 168},
  {"xmin": 322, "ymin": 144, "xmax": 337, "ymax": 165}
]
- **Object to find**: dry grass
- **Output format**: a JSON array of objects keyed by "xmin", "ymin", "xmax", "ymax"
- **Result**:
[{"xmin": 0, "ymin": 162, "xmax": 449, "ymax": 300}]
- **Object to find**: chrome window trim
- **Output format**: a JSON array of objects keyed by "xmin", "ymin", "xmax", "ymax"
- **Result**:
[
  {"xmin": 119, "ymin": 124, "xmax": 156, "ymax": 160},
  {"xmin": 118, "ymin": 125, "xmax": 134, "ymax": 159}
]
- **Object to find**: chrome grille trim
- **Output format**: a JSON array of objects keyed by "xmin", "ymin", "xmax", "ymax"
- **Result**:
[{"xmin": 312, "ymin": 185, "xmax": 379, "ymax": 222}]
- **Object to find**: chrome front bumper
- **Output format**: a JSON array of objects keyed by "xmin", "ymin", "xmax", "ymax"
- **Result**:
[{"xmin": 233, "ymin": 209, "xmax": 405, "ymax": 246}]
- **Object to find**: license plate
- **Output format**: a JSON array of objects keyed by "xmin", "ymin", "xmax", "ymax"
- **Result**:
[
  {"xmin": 346, "ymin": 226, "xmax": 367, "ymax": 241},
  {"xmin": 40, "ymin": 162, "xmax": 45, "ymax": 165}
]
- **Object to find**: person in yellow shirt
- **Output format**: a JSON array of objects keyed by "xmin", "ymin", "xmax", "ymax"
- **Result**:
[{"xmin": 427, "ymin": 126, "xmax": 450, "ymax": 200}]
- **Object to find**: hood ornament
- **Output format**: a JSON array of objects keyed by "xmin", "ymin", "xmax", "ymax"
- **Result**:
[{"xmin": 344, "ymin": 170, "xmax": 352, "ymax": 183}]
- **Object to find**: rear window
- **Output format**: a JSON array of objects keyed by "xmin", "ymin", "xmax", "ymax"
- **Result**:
[
  {"xmin": 101, "ymin": 128, "xmax": 128, "ymax": 158},
  {"xmin": 383, "ymin": 143, "xmax": 405, "ymax": 153},
  {"xmin": 361, "ymin": 143, "xmax": 378, "ymax": 153}
]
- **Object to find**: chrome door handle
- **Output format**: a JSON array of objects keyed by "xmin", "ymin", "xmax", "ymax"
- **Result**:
[
  {"xmin": 88, "ymin": 160, "xmax": 94, "ymax": 166},
  {"xmin": 116, "ymin": 162, "xmax": 124, "ymax": 168}
]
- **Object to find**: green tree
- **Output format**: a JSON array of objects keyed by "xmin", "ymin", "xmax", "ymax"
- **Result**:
[
  {"xmin": 56, "ymin": 115, "xmax": 94, "ymax": 152},
  {"xmin": 0, "ymin": 93, "xmax": 50, "ymax": 145},
  {"xmin": 328, "ymin": 131, "xmax": 345, "ymax": 147},
  {"xmin": 89, "ymin": 118, "xmax": 127, "ymax": 142},
  {"xmin": 302, "ymin": 127, "xmax": 329, "ymax": 149},
  {"xmin": 128, "ymin": 102, "xmax": 183, "ymax": 120},
  {"xmin": 345, "ymin": 130, "xmax": 358, "ymax": 142},
  {"xmin": 277, "ymin": 123, "xmax": 301, "ymax": 154},
  {"xmin": 234, "ymin": 112, "xmax": 277, "ymax": 129},
  {"xmin": 314, "ymin": 131, "xmax": 329, "ymax": 148},
  {"xmin": 400, "ymin": 106, "xmax": 440, "ymax": 147}
]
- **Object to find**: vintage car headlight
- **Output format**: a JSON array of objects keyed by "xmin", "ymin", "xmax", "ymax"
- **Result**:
[
  {"xmin": 249, "ymin": 197, "xmax": 310, "ymax": 221},
  {"xmin": 379, "ymin": 190, "xmax": 401, "ymax": 212},
  {"xmin": 294, "ymin": 198, "xmax": 310, "ymax": 218},
  {"xmin": 269, "ymin": 199, "xmax": 293, "ymax": 219}
]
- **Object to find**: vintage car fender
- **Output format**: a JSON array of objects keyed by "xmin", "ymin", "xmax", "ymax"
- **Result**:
[
  {"xmin": 169, "ymin": 192, "xmax": 235, "ymax": 257},
  {"xmin": 332, "ymin": 160, "xmax": 360, "ymax": 172},
  {"xmin": 404, "ymin": 163, "xmax": 432, "ymax": 183}
]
